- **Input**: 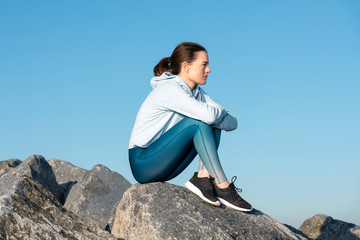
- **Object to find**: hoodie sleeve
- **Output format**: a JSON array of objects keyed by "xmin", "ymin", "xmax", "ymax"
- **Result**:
[
  {"xmin": 155, "ymin": 82, "xmax": 228, "ymax": 126},
  {"xmin": 201, "ymin": 89, "xmax": 238, "ymax": 131}
]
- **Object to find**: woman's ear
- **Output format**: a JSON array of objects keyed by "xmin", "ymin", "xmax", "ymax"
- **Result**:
[{"xmin": 181, "ymin": 61, "xmax": 189, "ymax": 74}]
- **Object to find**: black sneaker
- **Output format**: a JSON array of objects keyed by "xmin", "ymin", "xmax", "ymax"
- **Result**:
[
  {"xmin": 185, "ymin": 172, "xmax": 220, "ymax": 207},
  {"xmin": 215, "ymin": 176, "xmax": 253, "ymax": 212}
]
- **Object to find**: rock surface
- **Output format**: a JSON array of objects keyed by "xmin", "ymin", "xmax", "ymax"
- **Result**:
[
  {"xmin": 284, "ymin": 224, "xmax": 313, "ymax": 239},
  {"xmin": 48, "ymin": 158, "xmax": 88, "ymax": 199},
  {"xmin": 65, "ymin": 164, "xmax": 131, "ymax": 229},
  {"xmin": 3, "ymin": 154, "xmax": 357, "ymax": 239},
  {"xmin": 0, "ymin": 158, "xmax": 22, "ymax": 176},
  {"xmin": 48, "ymin": 158, "xmax": 88, "ymax": 184},
  {"xmin": 0, "ymin": 173, "xmax": 116, "ymax": 239},
  {"xmin": 11, "ymin": 155, "xmax": 64, "ymax": 204},
  {"xmin": 109, "ymin": 182, "xmax": 309, "ymax": 240},
  {"xmin": 299, "ymin": 214, "xmax": 360, "ymax": 240}
]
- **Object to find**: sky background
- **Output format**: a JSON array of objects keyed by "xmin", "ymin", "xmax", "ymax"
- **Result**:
[{"xmin": 1, "ymin": 0, "xmax": 359, "ymax": 229}]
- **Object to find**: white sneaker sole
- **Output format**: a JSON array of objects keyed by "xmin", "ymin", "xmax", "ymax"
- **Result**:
[
  {"xmin": 185, "ymin": 181, "xmax": 221, "ymax": 207},
  {"xmin": 217, "ymin": 197, "xmax": 253, "ymax": 212}
]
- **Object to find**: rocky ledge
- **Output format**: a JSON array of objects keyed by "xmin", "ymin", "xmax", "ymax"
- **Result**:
[
  {"xmin": 0, "ymin": 174, "xmax": 115, "ymax": 239},
  {"xmin": 1, "ymin": 155, "xmax": 359, "ymax": 240},
  {"xmin": 299, "ymin": 214, "xmax": 360, "ymax": 240},
  {"xmin": 108, "ymin": 182, "xmax": 309, "ymax": 240}
]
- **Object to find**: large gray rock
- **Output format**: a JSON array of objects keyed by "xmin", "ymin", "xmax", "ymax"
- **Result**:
[
  {"xmin": 48, "ymin": 158, "xmax": 88, "ymax": 184},
  {"xmin": 284, "ymin": 224, "xmax": 313, "ymax": 239},
  {"xmin": 0, "ymin": 158, "xmax": 22, "ymax": 176},
  {"xmin": 64, "ymin": 164, "xmax": 131, "ymax": 229},
  {"xmin": 48, "ymin": 158, "xmax": 88, "ymax": 200},
  {"xmin": 109, "ymin": 182, "xmax": 309, "ymax": 240},
  {"xmin": 0, "ymin": 173, "xmax": 116, "ymax": 239},
  {"xmin": 12, "ymin": 155, "xmax": 64, "ymax": 204},
  {"xmin": 299, "ymin": 214, "xmax": 360, "ymax": 240}
]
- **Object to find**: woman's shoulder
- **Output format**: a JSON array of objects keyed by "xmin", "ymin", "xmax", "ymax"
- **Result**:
[{"xmin": 153, "ymin": 79, "xmax": 184, "ymax": 93}]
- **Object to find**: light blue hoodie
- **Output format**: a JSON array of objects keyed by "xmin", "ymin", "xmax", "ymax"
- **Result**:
[{"xmin": 128, "ymin": 72, "xmax": 237, "ymax": 149}]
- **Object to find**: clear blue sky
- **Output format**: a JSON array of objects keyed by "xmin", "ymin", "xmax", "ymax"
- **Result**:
[{"xmin": 1, "ymin": 0, "xmax": 359, "ymax": 228}]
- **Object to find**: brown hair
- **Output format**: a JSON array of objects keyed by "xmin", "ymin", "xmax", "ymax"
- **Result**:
[{"xmin": 153, "ymin": 42, "xmax": 207, "ymax": 76}]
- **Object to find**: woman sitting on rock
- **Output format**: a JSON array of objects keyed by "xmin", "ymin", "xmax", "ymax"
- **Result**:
[{"xmin": 128, "ymin": 42, "xmax": 252, "ymax": 212}]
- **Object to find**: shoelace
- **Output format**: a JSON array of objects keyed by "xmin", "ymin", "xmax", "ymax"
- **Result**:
[{"xmin": 230, "ymin": 176, "xmax": 243, "ymax": 194}]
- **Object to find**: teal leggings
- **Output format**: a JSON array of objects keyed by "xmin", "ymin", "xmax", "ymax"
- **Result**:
[{"xmin": 129, "ymin": 117, "xmax": 227, "ymax": 184}]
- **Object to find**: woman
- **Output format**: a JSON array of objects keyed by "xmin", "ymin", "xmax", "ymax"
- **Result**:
[{"xmin": 128, "ymin": 42, "xmax": 252, "ymax": 212}]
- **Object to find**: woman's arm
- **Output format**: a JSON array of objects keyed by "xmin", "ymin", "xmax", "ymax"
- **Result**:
[
  {"xmin": 155, "ymin": 82, "xmax": 228, "ymax": 126},
  {"xmin": 201, "ymin": 89, "xmax": 238, "ymax": 131},
  {"xmin": 214, "ymin": 112, "xmax": 238, "ymax": 131}
]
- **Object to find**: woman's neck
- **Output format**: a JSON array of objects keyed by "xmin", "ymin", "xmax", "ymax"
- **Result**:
[{"xmin": 177, "ymin": 73, "xmax": 196, "ymax": 90}]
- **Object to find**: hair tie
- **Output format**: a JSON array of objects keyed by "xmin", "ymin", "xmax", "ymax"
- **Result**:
[{"xmin": 168, "ymin": 57, "xmax": 171, "ymax": 66}]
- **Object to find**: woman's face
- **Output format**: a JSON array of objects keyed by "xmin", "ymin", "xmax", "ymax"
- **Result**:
[{"xmin": 185, "ymin": 51, "xmax": 211, "ymax": 88}]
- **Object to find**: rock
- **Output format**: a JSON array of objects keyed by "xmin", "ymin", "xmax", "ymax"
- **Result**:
[
  {"xmin": 284, "ymin": 224, "xmax": 312, "ymax": 239},
  {"xmin": 0, "ymin": 158, "xmax": 22, "ymax": 176},
  {"xmin": 48, "ymin": 158, "xmax": 88, "ymax": 184},
  {"xmin": 106, "ymin": 200, "xmax": 121, "ymax": 233},
  {"xmin": 109, "ymin": 182, "xmax": 309, "ymax": 240},
  {"xmin": 299, "ymin": 214, "xmax": 360, "ymax": 240},
  {"xmin": 11, "ymin": 155, "xmax": 64, "ymax": 204},
  {"xmin": 48, "ymin": 158, "xmax": 88, "ymax": 199},
  {"xmin": 64, "ymin": 164, "xmax": 131, "ymax": 229},
  {"xmin": 0, "ymin": 173, "xmax": 116, "ymax": 239}
]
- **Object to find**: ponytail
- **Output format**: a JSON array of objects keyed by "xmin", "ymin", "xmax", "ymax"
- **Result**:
[
  {"xmin": 153, "ymin": 57, "xmax": 171, "ymax": 76},
  {"xmin": 153, "ymin": 42, "xmax": 207, "ymax": 76}
]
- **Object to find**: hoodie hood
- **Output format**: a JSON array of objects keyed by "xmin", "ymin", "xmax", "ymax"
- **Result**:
[{"xmin": 150, "ymin": 72, "xmax": 199, "ymax": 97}]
